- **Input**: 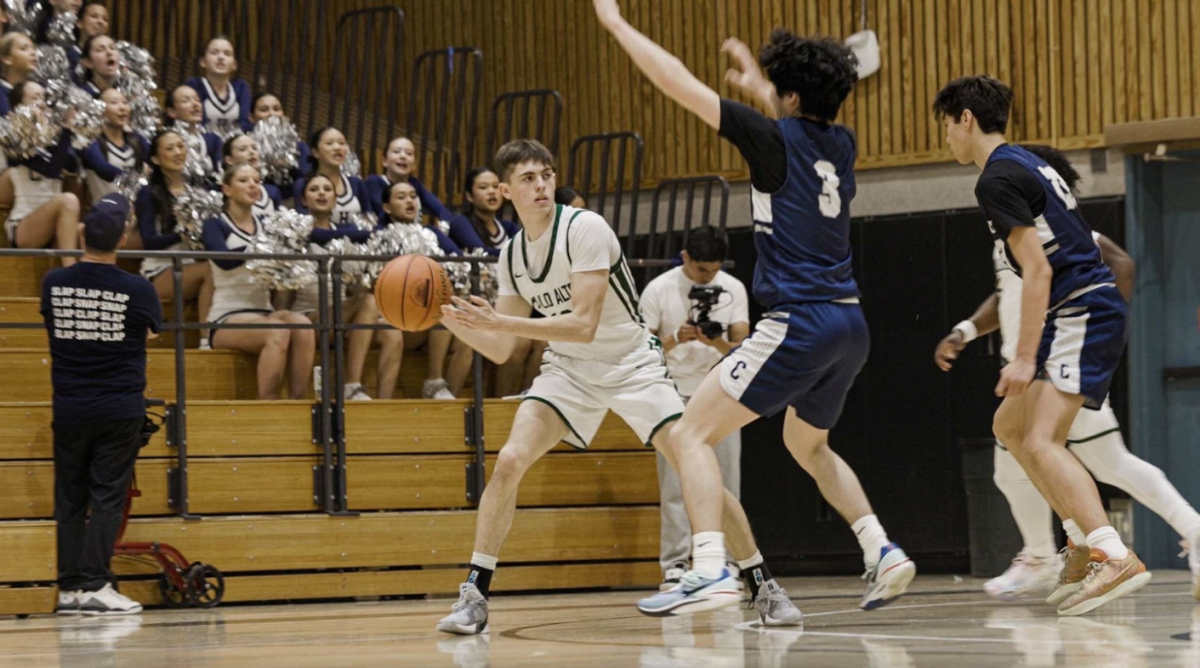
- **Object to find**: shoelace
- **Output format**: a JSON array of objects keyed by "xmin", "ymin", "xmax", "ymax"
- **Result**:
[{"xmin": 1080, "ymin": 560, "xmax": 1105, "ymax": 585}]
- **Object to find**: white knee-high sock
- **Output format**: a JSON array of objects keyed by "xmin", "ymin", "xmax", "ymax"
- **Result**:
[
  {"xmin": 992, "ymin": 446, "xmax": 1057, "ymax": 559},
  {"xmin": 1071, "ymin": 433, "xmax": 1200, "ymax": 541}
]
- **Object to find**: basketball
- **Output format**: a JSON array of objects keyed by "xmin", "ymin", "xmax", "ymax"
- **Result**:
[{"xmin": 374, "ymin": 254, "xmax": 453, "ymax": 332}]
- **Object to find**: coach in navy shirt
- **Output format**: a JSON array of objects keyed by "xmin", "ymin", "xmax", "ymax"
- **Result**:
[{"xmin": 41, "ymin": 194, "xmax": 161, "ymax": 616}]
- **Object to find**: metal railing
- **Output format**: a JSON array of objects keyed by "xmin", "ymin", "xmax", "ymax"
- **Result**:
[
  {"xmin": 7, "ymin": 247, "xmax": 690, "ymax": 519},
  {"xmin": 407, "ymin": 47, "xmax": 484, "ymax": 207},
  {"xmin": 642, "ymin": 176, "xmax": 730, "ymax": 283},
  {"xmin": 331, "ymin": 7, "xmax": 407, "ymax": 177},
  {"xmin": 566, "ymin": 132, "xmax": 645, "ymax": 258}
]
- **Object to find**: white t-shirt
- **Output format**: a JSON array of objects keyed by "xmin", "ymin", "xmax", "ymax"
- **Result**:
[
  {"xmin": 995, "ymin": 230, "xmax": 1102, "ymax": 363},
  {"xmin": 498, "ymin": 205, "xmax": 649, "ymax": 361},
  {"xmin": 641, "ymin": 266, "xmax": 750, "ymax": 396}
]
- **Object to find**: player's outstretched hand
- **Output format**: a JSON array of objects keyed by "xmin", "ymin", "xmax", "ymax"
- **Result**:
[
  {"xmin": 722, "ymin": 38, "xmax": 762, "ymax": 90},
  {"xmin": 934, "ymin": 330, "xmax": 966, "ymax": 371},
  {"xmin": 441, "ymin": 295, "xmax": 499, "ymax": 331},
  {"xmin": 593, "ymin": 0, "xmax": 623, "ymax": 29},
  {"xmin": 995, "ymin": 358, "xmax": 1035, "ymax": 397}
]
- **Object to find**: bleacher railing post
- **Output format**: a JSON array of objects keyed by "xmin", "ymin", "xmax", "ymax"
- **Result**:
[
  {"xmin": 169, "ymin": 256, "xmax": 197, "ymax": 520},
  {"xmin": 330, "ymin": 259, "xmax": 355, "ymax": 516},
  {"xmin": 464, "ymin": 261, "xmax": 486, "ymax": 504},
  {"xmin": 315, "ymin": 256, "xmax": 336, "ymax": 515}
]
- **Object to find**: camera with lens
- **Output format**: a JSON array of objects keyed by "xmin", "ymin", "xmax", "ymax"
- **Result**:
[{"xmin": 687, "ymin": 285, "xmax": 726, "ymax": 340}]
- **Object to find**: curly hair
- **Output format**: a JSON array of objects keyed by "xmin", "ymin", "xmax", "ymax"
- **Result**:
[
  {"xmin": 1019, "ymin": 144, "xmax": 1082, "ymax": 192},
  {"xmin": 759, "ymin": 30, "xmax": 858, "ymax": 122}
]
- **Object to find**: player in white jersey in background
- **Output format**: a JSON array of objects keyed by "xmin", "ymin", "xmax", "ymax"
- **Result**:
[
  {"xmin": 435, "ymin": 140, "xmax": 802, "ymax": 635},
  {"xmin": 936, "ymin": 144, "xmax": 1200, "ymax": 601}
]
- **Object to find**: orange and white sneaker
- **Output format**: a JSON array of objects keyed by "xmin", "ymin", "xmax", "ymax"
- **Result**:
[
  {"xmin": 1046, "ymin": 542, "xmax": 1092, "ymax": 605},
  {"xmin": 1056, "ymin": 549, "xmax": 1152, "ymax": 617}
]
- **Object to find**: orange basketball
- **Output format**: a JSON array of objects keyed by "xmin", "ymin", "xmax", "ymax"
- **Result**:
[{"xmin": 374, "ymin": 254, "xmax": 453, "ymax": 332}]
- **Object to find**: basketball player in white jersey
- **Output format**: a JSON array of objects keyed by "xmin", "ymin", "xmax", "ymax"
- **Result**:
[
  {"xmin": 434, "ymin": 140, "xmax": 802, "ymax": 635},
  {"xmin": 936, "ymin": 144, "xmax": 1200, "ymax": 602}
]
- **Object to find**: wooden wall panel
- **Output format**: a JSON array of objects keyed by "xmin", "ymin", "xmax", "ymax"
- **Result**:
[{"xmin": 139, "ymin": 1, "xmax": 1189, "ymax": 182}]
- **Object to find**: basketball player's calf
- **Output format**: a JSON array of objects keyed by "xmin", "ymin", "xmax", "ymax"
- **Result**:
[{"xmin": 436, "ymin": 402, "xmax": 567, "ymax": 635}]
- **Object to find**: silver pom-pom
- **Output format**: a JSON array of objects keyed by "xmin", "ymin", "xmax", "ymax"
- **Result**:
[
  {"xmin": 48, "ymin": 85, "xmax": 105, "ymax": 150},
  {"xmin": 250, "ymin": 116, "xmax": 299, "ymax": 185},
  {"xmin": 34, "ymin": 45, "xmax": 70, "ymax": 88},
  {"xmin": 245, "ymin": 209, "xmax": 317, "ymax": 290},
  {"xmin": 114, "ymin": 41, "xmax": 156, "ymax": 83},
  {"xmin": 0, "ymin": 105, "xmax": 58, "ymax": 159},
  {"xmin": 4, "ymin": 0, "xmax": 45, "ymax": 35},
  {"xmin": 172, "ymin": 186, "xmax": 223, "ymax": 250},
  {"xmin": 45, "ymin": 11, "xmax": 76, "ymax": 48},
  {"xmin": 344, "ymin": 212, "xmax": 377, "ymax": 232},
  {"xmin": 364, "ymin": 222, "xmax": 441, "ymax": 285},
  {"xmin": 340, "ymin": 149, "xmax": 361, "ymax": 179},
  {"xmin": 173, "ymin": 122, "xmax": 217, "ymax": 186},
  {"xmin": 446, "ymin": 248, "xmax": 499, "ymax": 303},
  {"xmin": 113, "ymin": 170, "xmax": 147, "ymax": 205},
  {"xmin": 206, "ymin": 118, "xmax": 242, "ymax": 143},
  {"xmin": 114, "ymin": 41, "xmax": 161, "ymax": 138},
  {"xmin": 436, "ymin": 218, "xmax": 451, "ymax": 237},
  {"xmin": 323, "ymin": 237, "xmax": 370, "ymax": 289}
]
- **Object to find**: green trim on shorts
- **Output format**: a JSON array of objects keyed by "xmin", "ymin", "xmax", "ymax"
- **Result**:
[
  {"xmin": 1066, "ymin": 427, "xmax": 1121, "ymax": 445},
  {"xmin": 522, "ymin": 395, "xmax": 588, "ymax": 450},
  {"xmin": 644, "ymin": 412, "xmax": 683, "ymax": 448}
]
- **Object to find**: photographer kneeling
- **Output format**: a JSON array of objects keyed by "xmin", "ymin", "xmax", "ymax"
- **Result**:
[
  {"xmin": 640, "ymin": 225, "xmax": 749, "ymax": 590},
  {"xmin": 41, "ymin": 194, "xmax": 163, "ymax": 616}
]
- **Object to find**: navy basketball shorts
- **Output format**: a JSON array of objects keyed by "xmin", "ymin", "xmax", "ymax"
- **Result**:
[
  {"xmin": 1035, "ymin": 285, "xmax": 1128, "ymax": 410},
  {"xmin": 719, "ymin": 301, "xmax": 869, "ymax": 429}
]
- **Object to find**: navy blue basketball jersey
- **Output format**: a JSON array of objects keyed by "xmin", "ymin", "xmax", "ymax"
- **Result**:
[
  {"xmin": 979, "ymin": 145, "xmax": 1114, "ymax": 308},
  {"xmin": 750, "ymin": 118, "xmax": 860, "ymax": 307}
]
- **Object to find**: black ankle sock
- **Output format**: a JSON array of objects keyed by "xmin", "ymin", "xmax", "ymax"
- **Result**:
[
  {"xmin": 467, "ymin": 565, "xmax": 494, "ymax": 598},
  {"xmin": 741, "ymin": 561, "xmax": 775, "ymax": 599}
]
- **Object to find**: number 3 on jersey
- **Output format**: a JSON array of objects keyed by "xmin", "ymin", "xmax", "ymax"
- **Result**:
[{"xmin": 814, "ymin": 160, "xmax": 841, "ymax": 218}]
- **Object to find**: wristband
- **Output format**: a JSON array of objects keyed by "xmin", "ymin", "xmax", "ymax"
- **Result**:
[{"xmin": 953, "ymin": 319, "xmax": 978, "ymax": 343}]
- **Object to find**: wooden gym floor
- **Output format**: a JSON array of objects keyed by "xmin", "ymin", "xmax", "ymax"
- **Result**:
[{"xmin": 2, "ymin": 571, "xmax": 1197, "ymax": 668}]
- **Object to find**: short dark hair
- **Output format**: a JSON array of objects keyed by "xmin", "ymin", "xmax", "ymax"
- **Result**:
[
  {"xmin": 8, "ymin": 80, "xmax": 29, "ymax": 108},
  {"xmin": 932, "ymin": 75, "xmax": 1013, "ymax": 134},
  {"xmin": 1018, "ymin": 144, "xmax": 1081, "ymax": 192},
  {"xmin": 759, "ymin": 30, "xmax": 858, "ymax": 122},
  {"xmin": 494, "ymin": 139, "xmax": 555, "ymax": 182},
  {"xmin": 684, "ymin": 225, "xmax": 728, "ymax": 263},
  {"xmin": 554, "ymin": 186, "xmax": 580, "ymax": 206}
]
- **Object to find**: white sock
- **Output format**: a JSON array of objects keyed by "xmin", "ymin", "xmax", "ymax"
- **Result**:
[
  {"xmin": 470, "ymin": 552, "xmax": 498, "ymax": 570},
  {"xmin": 1086, "ymin": 526, "xmax": 1129, "ymax": 560},
  {"xmin": 992, "ymin": 446, "xmax": 1057, "ymax": 559},
  {"xmin": 1070, "ymin": 433, "xmax": 1200, "ymax": 541},
  {"xmin": 851, "ymin": 514, "xmax": 890, "ymax": 566},
  {"xmin": 692, "ymin": 532, "xmax": 727, "ymax": 579},
  {"xmin": 1063, "ymin": 519, "xmax": 1087, "ymax": 547},
  {"xmin": 736, "ymin": 551, "xmax": 764, "ymax": 571}
]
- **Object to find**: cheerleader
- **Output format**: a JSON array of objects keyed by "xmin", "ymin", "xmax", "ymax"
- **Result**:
[
  {"xmin": 0, "ymin": 32, "xmax": 38, "ymax": 117},
  {"xmin": 79, "ymin": 34, "xmax": 120, "ymax": 98},
  {"xmin": 448, "ymin": 166, "xmax": 519, "ymax": 255},
  {"xmin": 164, "ymin": 84, "xmax": 222, "ymax": 175},
  {"xmin": 364, "ymin": 135, "xmax": 453, "ymax": 221},
  {"xmin": 135, "ymin": 129, "xmax": 214, "ymax": 339},
  {"xmin": 292, "ymin": 126, "xmax": 374, "ymax": 223},
  {"xmin": 379, "ymin": 179, "xmax": 473, "ymax": 400},
  {"xmin": 249, "ymin": 91, "xmax": 310, "ymax": 186},
  {"xmin": 68, "ymin": 1, "xmax": 108, "ymax": 83},
  {"xmin": 80, "ymin": 87, "xmax": 148, "ymax": 202},
  {"xmin": 202, "ymin": 162, "xmax": 314, "ymax": 400},
  {"xmin": 4, "ymin": 81, "xmax": 80, "ymax": 266},
  {"xmin": 185, "ymin": 36, "xmax": 252, "ymax": 132},
  {"xmin": 282, "ymin": 174, "xmax": 391, "ymax": 400},
  {"xmin": 222, "ymin": 134, "xmax": 280, "ymax": 215}
]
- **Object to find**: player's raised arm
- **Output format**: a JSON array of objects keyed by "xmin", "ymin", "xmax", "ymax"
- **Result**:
[{"xmin": 594, "ymin": 0, "xmax": 721, "ymax": 129}]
